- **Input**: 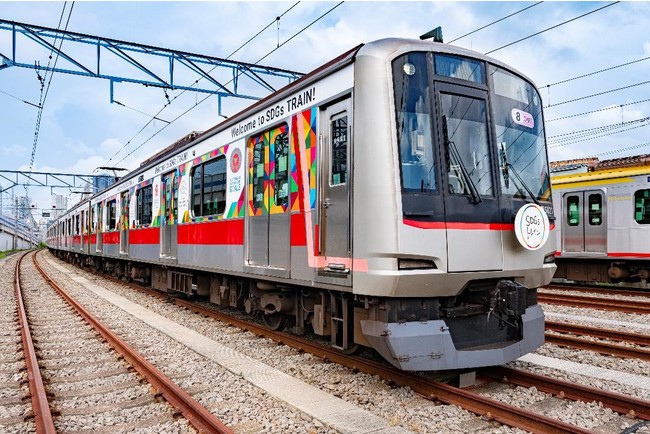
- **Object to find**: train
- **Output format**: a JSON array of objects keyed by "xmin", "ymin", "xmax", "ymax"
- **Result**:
[
  {"xmin": 46, "ymin": 37, "xmax": 556, "ymax": 371},
  {"xmin": 552, "ymin": 155, "xmax": 650, "ymax": 286}
]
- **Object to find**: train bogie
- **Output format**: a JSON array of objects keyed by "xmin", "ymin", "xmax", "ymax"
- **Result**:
[{"xmin": 47, "ymin": 38, "xmax": 555, "ymax": 371}]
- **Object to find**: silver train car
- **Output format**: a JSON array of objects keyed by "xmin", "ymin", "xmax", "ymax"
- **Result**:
[
  {"xmin": 552, "ymin": 162, "xmax": 650, "ymax": 285},
  {"xmin": 47, "ymin": 38, "xmax": 556, "ymax": 371}
]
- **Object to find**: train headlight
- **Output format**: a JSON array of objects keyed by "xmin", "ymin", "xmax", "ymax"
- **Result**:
[
  {"xmin": 398, "ymin": 258, "xmax": 437, "ymax": 270},
  {"xmin": 403, "ymin": 63, "xmax": 416, "ymax": 76},
  {"xmin": 543, "ymin": 253, "xmax": 555, "ymax": 264}
]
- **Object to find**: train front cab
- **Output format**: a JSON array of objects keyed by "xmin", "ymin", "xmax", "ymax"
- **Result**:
[{"xmin": 352, "ymin": 40, "xmax": 554, "ymax": 370}]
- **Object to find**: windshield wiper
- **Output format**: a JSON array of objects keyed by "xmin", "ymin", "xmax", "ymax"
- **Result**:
[
  {"xmin": 443, "ymin": 115, "xmax": 482, "ymax": 204},
  {"xmin": 499, "ymin": 141, "xmax": 540, "ymax": 206}
]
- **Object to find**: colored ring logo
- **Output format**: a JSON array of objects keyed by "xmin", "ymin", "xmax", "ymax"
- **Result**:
[
  {"xmin": 514, "ymin": 204, "xmax": 550, "ymax": 250},
  {"xmin": 230, "ymin": 147, "xmax": 242, "ymax": 173}
]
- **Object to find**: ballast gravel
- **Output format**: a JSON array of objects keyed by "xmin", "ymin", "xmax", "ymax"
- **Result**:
[{"xmin": 36, "ymin": 250, "xmax": 650, "ymax": 433}]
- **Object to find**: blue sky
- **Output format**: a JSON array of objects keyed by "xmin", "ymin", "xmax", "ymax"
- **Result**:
[{"xmin": 1, "ymin": 1, "xmax": 650, "ymax": 220}]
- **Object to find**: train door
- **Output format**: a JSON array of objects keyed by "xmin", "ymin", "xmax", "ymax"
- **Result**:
[
  {"xmin": 161, "ymin": 170, "xmax": 178, "ymax": 259},
  {"xmin": 120, "ymin": 191, "xmax": 129, "ymax": 255},
  {"xmin": 317, "ymin": 99, "xmax": 352, "ymax": 285},
  {"xmin": 435, "ymin": 83, "xmax": 502, "ymax": 272},
  {"xmin": 246, "ymin": 123, "xmax": 290, "ymax": 271},
  {"xmin": 562, "ymin": 191, "xmax": 606, "ymax": 254},
  {"xmin": 96, "ymin": 202, "xmax": 103, "ymax": 252}
]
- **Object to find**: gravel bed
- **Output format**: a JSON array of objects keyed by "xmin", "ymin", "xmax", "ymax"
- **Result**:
[
  {"xmin": 38, "ymin": 252, "xmax": 529, "ymax": 434},
  {"xmin": 15, "ymin": 253, "xmax": 197, "ymax": 434},
  {"xmin": 0, "ymin": 254, "xmax": 35, "ymax": 433},
  {"xmin": 541, "ymin": 287, "xmax": 650, "ymax": 303},
  {"xmin": 41, "ymin": 251, "xmax": 650, "ymax": 434}
]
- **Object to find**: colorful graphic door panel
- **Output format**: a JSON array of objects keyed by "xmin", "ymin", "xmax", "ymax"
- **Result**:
[{"xmin": 247, "ymin": 123, "xmax": 290, "ymax": 270}]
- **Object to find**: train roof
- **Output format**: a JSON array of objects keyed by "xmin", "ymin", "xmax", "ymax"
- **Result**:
[
  {"xmin": 72, "ymin": 38, "xmax": 542, "ymax": 214},
  {"xmin": 552, "ymin": 165, "xmax": 650, "ymax": 187}
]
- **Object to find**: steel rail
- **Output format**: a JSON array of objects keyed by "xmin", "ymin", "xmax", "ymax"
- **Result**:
[
  {"xmin": 545, "ymin": 333, "xmax": 650, "ymax": 361},
  {"xmin": 32, "ymin": 252, "xmax": 233, "ymax": 434},
  {"xmin": 538, "ymin": 293, "xmax": 650, "ymax": 314},
  {"xmin": 14, "ymin": 251, "xmax": 56, "ymax": 434},
  {"xmin": 546, "ymin": 320, "xmax": 650, "ymax": 347},
  {"xmin": 171, "ymin": 299, "xmax": 591, "ymax": 434},
  {"xmin": 483, "ymin": 367, "xmax": 650, "ymax": 420},
  {"xmin": 543, "ymin": 284, "xmax": 650, "ymax": 299}
]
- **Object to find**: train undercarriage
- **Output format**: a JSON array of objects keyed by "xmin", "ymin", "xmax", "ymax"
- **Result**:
[
  {"xmin": 54, "ymin": 249, "xmax": 542, "ymax": 370},
  {"xmin": 555, "ymin": 258, "xmax": 650, "ymax": 287}
]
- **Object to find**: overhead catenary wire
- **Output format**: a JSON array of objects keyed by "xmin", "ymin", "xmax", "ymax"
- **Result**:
[
  {"xmin": 103, "ymin": 1, "xmax": 302, "ymax": 168},
  {"xmin": 547, "ymin": 117, "xmax": 650, "ymax": 141},
  {"xmin": 546, "ymin": 98, "xmax": 650, "ymax": 122},
  {"xmin": 0, "ymin": 89, "xmax": 40, "ymax": 108},
  {"xmin": 447, "ymin": 1, "xmax": 544, "ymax": 44},
  {"xmin": 114, "ymin": 1, "xmax": 344, "ymax": 167},
  {"xmin": 546, "ymin": 79, "xmax": 650, "ymax": 108},
  {"xmin": 485, "ymin": 1, "xmax": 619, "ymax": 55},
  {"xmin": 549, "ymin": 121, "xmax": 650, "ymax": 148}
]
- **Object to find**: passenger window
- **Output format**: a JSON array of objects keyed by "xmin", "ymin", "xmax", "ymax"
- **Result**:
[
  {"xmin": 567, "ymin": 195, "xmax": 580, "ymax": 226},
  {"xmin": 634, "ymin": 189, "xmax": 650, "ymax": 224},
  {"xmin": 274, "ymin": 131, "xmax": 289, "ymax": 207},
  {"xmin": 136, "ymin": 185, "xmax": 153, "ymax": 226},
  {"xmin": 107, "ymin": 200, "xmax": 117, "ymax": 230},
  {"xmin": 252, "ymin": 138, "xmax": 265, "ymax": 211},
  {"xmin": 330, "ymin": 113, "xmax": 348, "ymax": 186},
  {"xmin": 588, "ymin": 194, "xmax": 602, "ymax": 226},
  {"xmin": 190, "ymin": 156, "xmax": 227, "ymax": 217}
]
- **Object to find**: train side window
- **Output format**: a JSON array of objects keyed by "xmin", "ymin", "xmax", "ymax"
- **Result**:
[
  {"xmin": 190, "ymin": 156, "xmax": 227, "ymax": 217},
  {"xmin": 588, "ymin": 194, "xmax": 602, "ymax": 226},
  {"xmin": 107, "ymin": 200, "xmax": 117, "ymax": 230},
  {"xmin": 567, "ymin": 195, "xmax": 580, "ymax": 226},
  {"xmin": 634, "ymin": 189, "xmax": 650, "ymax": 224},
  {"xmin": 192, "ymin": 165, "xmax": 202, "ymax": 216},
  {"xmin": 330, "ymin": 113, "xmax": 348, "ymax": 186},
  {"xmin": 274, "ymin": 131, "xmax": 290, "ymax": 206},
  {"xmin": 136, "ymin": 185, "xmax": 153, "ymax": 226}
]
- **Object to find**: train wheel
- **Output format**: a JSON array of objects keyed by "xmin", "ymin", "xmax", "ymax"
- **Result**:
[
  {"xmin": 336, "ymin": 343, "xmax": 360, "ymax": 355},
  {"xmin": 262, "ymin": 313, "xmax": 287, "ymax": 331}
]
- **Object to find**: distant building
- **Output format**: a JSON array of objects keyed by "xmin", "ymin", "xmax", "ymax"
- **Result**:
[{"xmin": 94, "ymin": 175, "xmax": 115, "ymax": 193}]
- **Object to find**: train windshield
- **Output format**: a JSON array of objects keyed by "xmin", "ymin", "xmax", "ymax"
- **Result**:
[{"xmin": 490, "ymin": 67, "xmax": 551, "ymax": 202}]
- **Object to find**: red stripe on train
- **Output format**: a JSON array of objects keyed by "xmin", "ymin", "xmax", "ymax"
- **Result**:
[
  {"xmin": 404, "ymin": 220, "xmax": 514, "ymax": 230},
  {"xmin": 102, "ymin": 231, "xmax": 120, "ymax": 244},
  {"xmin": 130, "ymin": 227, "xmax": 160, "ymax": 244},
  {"xmin": 178, "ymin": 219, "xmax": 244, "ymax": 245}
]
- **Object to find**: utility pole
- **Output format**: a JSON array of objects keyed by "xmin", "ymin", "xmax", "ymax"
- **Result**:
[{"xmin": 11, "ymin": 190, "xmax": 16, "ymax": 250}]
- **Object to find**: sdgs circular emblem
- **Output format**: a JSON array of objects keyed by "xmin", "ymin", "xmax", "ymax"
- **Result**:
[
  {"xmin": 230, "ymin": 148, "xmax": 242, "ymax": 173},
  {"xmin": 514, "ymin": 204, "xmax": 550, "ymax": 250}
]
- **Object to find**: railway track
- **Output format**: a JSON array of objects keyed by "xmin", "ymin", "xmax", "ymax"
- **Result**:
[
  {"xmin": 0, "ymin": 251, "xmax": 231, "ymax": 433},
  {"xmin": 538, "ymin": 291, "xmax": 650, "ymax": 314},
  {"xmin": 545, "ymin": 283, "xmax": 650, "ymax": 299},
  {"xmin": 82, "ymin": 262, "xmax": 649, "ymax": 433},
  {"xmin": 29, "ymin": 251, "xmax": 650, "ymax": 433},
  {"xmin": 545, "ymin": 320, "xmax": 650, "ymax": 362}
]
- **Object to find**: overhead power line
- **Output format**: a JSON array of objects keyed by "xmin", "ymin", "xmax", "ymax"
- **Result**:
[
  {"xmin": 549, "ymin": 120, "xmax": 650, "ymax": 148},
  {"xmin": 542, "ymin": 55, "xmax": 650, "ymax": 88},
  {"xmin": 105, "ymin": 1, "xmax": 302, "ymax": 168},
  {"xmin": 448, "ymin": 1, "xmax": 544, "ymax": 44},
  {"xmin": 589, "ymin": 141, "xmax": 650, "ymax": 158},
  {"xmin": 114, "ymin": 1, "xmax": 344, "ymax": 167},
  {"xmin": 0, "ymin": 89, "xmax": 40, "ymax": 108},
  {"xmin": 485, "ymin": 1, "xmax": 619, "ymax": 55},
  {"xmin": 548, "ymin": 117, "xmax": 650, "ymax": 145},
  {"xmin": 546, "ymin": 79, "xmax": 650, "ymax": 108},
  {"xmin": 546, "ymin": 98, "xmax": 650, "ymax": 122}
]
